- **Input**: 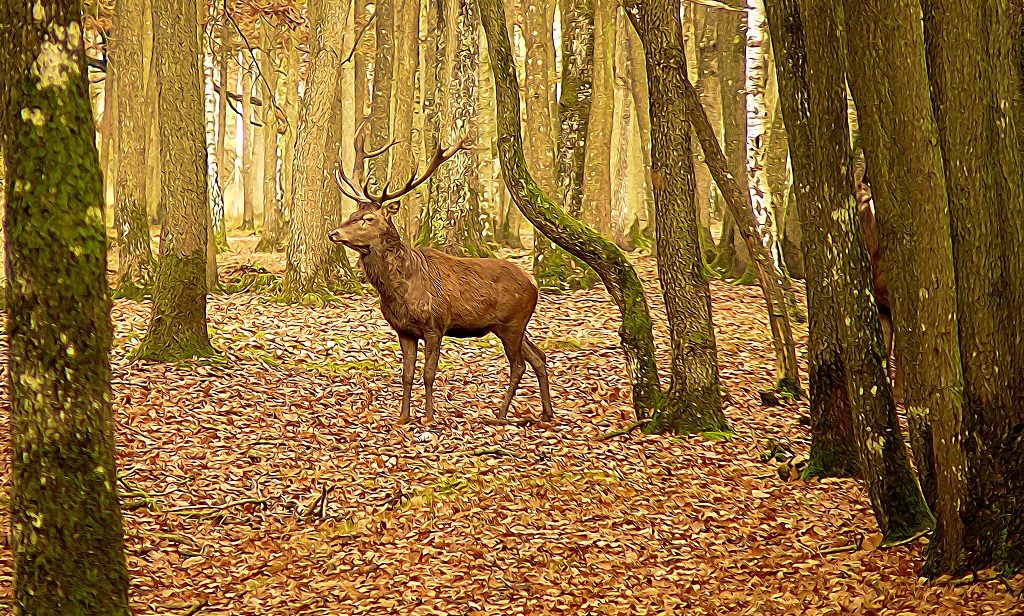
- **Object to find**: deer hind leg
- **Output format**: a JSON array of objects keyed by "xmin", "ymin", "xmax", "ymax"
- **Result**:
[
  {"xmin": 398, "ymin": 334, "xmax": 418, "ymax": 425},
  {"xmin": 522, "ymin": 336, "xmax": 553, "ymax": 421},
  {"xmin": 422, "ymin": 333, "xmax": 442, "ymax": 423},
  {"xmin": 496, "ymin": 328, "xmax": 527, "ymax": 419}
]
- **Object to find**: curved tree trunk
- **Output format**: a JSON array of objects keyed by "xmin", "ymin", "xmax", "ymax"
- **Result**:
[
  {"xmin": 624, "ymin": 0, "xmax": 729, "ymax": 434},
  {"xmin": 1, "ymin": 2, "xmax": 130, "ymax": 610},
  {"xmin": 480, "ymin": 0, "xmax": 668, "ymax": 421},
  {"xmin": 282, "ymin": 0, "xmax": 354, "ymax": 301},
  {"xmin": 136, "ymin": 0, "xmax": 214, "ymax": 361},
  {"xmin": 113, "ymin": 0, "xmax": 156, "ymax": 297}
]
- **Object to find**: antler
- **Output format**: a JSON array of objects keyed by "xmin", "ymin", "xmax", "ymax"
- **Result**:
[
  {"xmin": 370, "ymin": 135, "xmax": 470, "ymax": 204},
  {"xmin": 333, "ymin": 120, "xmax": 402, "ymax": 203}
]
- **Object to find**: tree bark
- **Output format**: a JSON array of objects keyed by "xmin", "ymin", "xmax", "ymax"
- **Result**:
[
  {"xmin": 113, "ymin": 0, "xmax": 156, "ymax": 297},
  {"xmin": 1, "ymin": 2, "xmax": 130, "ymax": 611},
  {"xmin": 764, "ymin": 0, "xmax": 857, "ymax": 478},
  {"xmin": 136, "ymin": 0, "xmax": 215, "ymax": 361},
  {"xmin": 367, "ymin": 0, "xmax": 395, "ymax": 189},
  {"xmin": 391, "ymin": 0, "xmax": 421, "ymax": 240},
  {"xmin": 523, "ymin": 0, "xmax": 557, "ymax": 254},
  {"xmin": 798, "ymin": 0, "xmax": 931, "ymax": 540},
  {"xmin": 624, "ymin": 0, "xmax": 730, "ymax": 434},
  {"xmin": 583, "ymin": 0, "xmax": 614, "ymax": 235},
  {"xmin": 256, "ymin": 25, "xmax": 284, "ymax": 252},
  {"xmin": 214, "ymin": 10, "xmax": 231, "ymax": 246},
  {"xmin": 282, "ymin": 0, "xmax": 354, "ymax": 301},
  {"xmin": 241, "ymin": 56, "xmax": 258, "ymax": 230},
  {"xmin": 480, "ymin": 0, "xmax": 668, "ymax": 421},
  {"xmin": 921, "ymin": 0, "xmax": 1024, "ymax": 575}
]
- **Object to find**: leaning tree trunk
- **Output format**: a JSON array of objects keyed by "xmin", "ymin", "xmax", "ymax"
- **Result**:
[
  {"xmin": 282, "ymin": 0, "xmax": 354, "ymax": 301},
  {"xmin": 136, "ymin": 0, "xmax": 215, "ymax": 361},
  {"xmin": 419, "ymin": 0, "xmax": 491, "ymax": 256},
  {"xmin": 480, "ymin": 0, "xmax": 669, "ymax": 420},
  {"xmin": 1, "ymin": 2, "xmax": 131, "ymax": 611},
  {"xmin": 533, "ymin": 0, "xmax": 599, "ymax": 290},
  {"xmin": 921, "ymin": 0, "xmax": 1024, "ymax": 575},
  {"xmin": 112, "ymin": 0, "xmax": 156, "ymax": 298},
  {"xmin": 764, "ymin": 0, "xmax": 857, "ymax": 478},
  {"xmin": 367, "ymin": 0, "xmax": 395, "ymax": 189},
  {"xmin": 798, "ymin": 0, "xmax": 931, "ymax": 541},
  {"xmin": 843, "ymin": 0, "xmax": 964, "ymax": 540},
  {"xmin": 624, "ymin": 0, "xmax": 730, "ymax": 434}
]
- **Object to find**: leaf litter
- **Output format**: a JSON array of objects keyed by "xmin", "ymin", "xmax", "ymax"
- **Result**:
[{"xmin": 0, "ymin": 245, "xmax": 1020, "ymax": 615}]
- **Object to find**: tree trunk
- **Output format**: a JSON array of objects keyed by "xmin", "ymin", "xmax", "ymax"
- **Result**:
[
  {"xmin": 144, "ymin": 0, "xmax": 162, "ymax": 225},
  {"xmin": 533, "ymin": 0, "xmax": 599, "ymax": 289},
  {"xmin": 625, "ymin": 18, "xmax": 655, "ymax": 248},
  {"xmin": 624, "ymin": 0, "xmax": 729, "ymax": 434},
  {"xmin": 392, "ymin": 0, "xmax": 421, "ymax": 240},
  {"xmin": 367, "ymin": 0, "xmax": 395, "ymax": 189},
  {"xmin": 523, "ymin": 0, "xmax": 558, "ymax": 250},
  {"xmin": 764, "ymin": 0, "xmax": 856, "ymax": 478},
  {"xmin": 583, "ymin": 0, "xmax": 614, "ymax": 235},
  {"xmin": 280, "ymin": 31, "xmax": 301, "ymax": 252},
  {"xmin": 921, "ymin": 0, "xmax": 1024, "ymax": 575},
  {"xmin": 241, "ymin": 56, "xmax": 258, "ymax": 231},
  {"xmin": 691, "ymin": 6, "xmax": 718, "ymax": 258},
  {"xmin": 101, "ymin": 46, "xmax": 119, "ymax": 210},
  {"xmin": 256, "ymin": 26, "xmax": 284, "ymax": 252},
  {"xmin": 798, "ymin": 0, "xmax": 931, "ymax": 540},
  {"xmin": 214, "ymin": 10, "xmax": 231, "ymax": 246},
  {"xmin": 282, "ymin": 0, "xmax": 354, "ymax": 301},
  {"xmin": 113, "ymin": 0, "xmax": 156, "ymax": 297},
  {"xmin": 419, "ymin": 0, "xmax": 490, "ymax": 256},
  {"xmin": 711, "ymin": 8, "xmax": 752, "ymax": 280},
  {"xmin": 136, "ymin": 0, "xmax": 215, "ymax": 361},
  {"xmin": 480, "ymin": 0, "xmax": 668, "ymax": 420},
  {"xmin": 1, "ymin": 2, "xmax": 131, "ymax": 611}
]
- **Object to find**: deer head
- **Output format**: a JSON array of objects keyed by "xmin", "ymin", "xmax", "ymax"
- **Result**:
[{"xmin": 328, "ymin": 122, "xmax": 468, "ymax": 254}]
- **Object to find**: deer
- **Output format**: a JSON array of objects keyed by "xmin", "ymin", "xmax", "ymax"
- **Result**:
[
  {"xmin": 853, "ymin": 154, "xmax": 894, "ymax": 365},
  {"xmin": 327, "ymin": 125, "xmax": 554, "ymax": 425}
]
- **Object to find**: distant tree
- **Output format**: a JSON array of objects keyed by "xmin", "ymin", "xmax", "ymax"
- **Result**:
[
  {"xmin": 391, "ymin": 0, "xmax": 421, "ymax": 239},
  {"xmin": 583, "ymin": 0, "xmax": 615, "ymax": 235},
  {"xmin": 135, "ymin": 0, "xmax": 215, "ymax": 360},
  {"xmin": 112, "ymin": 0, "xmax": 156, "ymax": 297},
  {"xmin": 1, "ymin": 0, "xmax": 130, "ymax": 610},
  {"xmin": 256, "ymin": 24, "xmax": 284, "ymax": 252},
  {"xmin": 367, "ymin": 0, "xmax": 394, "ymax": 189},
  {"xmin": 282, "ymin": 0, "xmax": 357, "ymax": 301}
]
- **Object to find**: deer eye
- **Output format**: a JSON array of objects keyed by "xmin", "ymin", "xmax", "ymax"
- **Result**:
[{"xmin": 363, "ymin": 215, "xmax": 376, "ymax": 223}]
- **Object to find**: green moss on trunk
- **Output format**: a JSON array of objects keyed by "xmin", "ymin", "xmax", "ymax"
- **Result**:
[{"xmin": 134, "ymin": 254, "xmax": 215, "ymax": 361}]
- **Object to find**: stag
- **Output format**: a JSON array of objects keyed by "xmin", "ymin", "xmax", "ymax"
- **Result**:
[
  {"xmin": 328, "ymin": 126, "xmax": 553, "ymax": 425},
  {"xmin": 853, "ymin": 157, "xmax": 893, "ymax": 362}
]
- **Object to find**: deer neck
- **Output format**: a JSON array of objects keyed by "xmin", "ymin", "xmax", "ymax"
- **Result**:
[{"xmin": 360, "ymin": 227, "xmax": 424, "ymax": 302}]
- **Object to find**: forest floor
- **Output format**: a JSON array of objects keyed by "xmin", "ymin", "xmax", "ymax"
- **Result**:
[{"xmin": 1, "ymin": 238, "xmax": 1022, "ymax": 615}]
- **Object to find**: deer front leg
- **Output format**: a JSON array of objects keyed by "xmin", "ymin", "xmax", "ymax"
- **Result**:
[
  {"xmin": 422, "ymin": 333, "xmax": 442, "ymax": 424},
  {"xmin": 398, "ymin": 334, "xmax": 418, "ymax": 425}
]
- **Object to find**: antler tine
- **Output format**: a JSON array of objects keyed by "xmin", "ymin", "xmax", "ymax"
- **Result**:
[
  {"xmin": 334, "ymin": 143, "xmax": 370, "ymax": 203},
  {"xmin": 375, "ymin": 134, "xmax": 470, "ymax": 204}
]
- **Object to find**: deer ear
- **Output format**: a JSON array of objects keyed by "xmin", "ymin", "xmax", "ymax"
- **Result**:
[{"xmin": 383, "ymin": 201, "xmax": 401, "ymax": 217}]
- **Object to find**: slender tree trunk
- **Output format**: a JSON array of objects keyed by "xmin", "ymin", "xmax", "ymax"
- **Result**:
[
  {"xmin": 533, "ymin": 0, "xmax": 600, "ymax": 289},
  {"xmin": 354, "ymin": 0, "xmax": 372, "ymax": 131},
  {"xmin": 711, "ymin": 8, "xmax": 752, "ymax": 280},
  {"xmin": 764, "ymin": 0, "xmax": 856, "ymax": 478},
  {"xmin": 256, "ymin": 26, "xmax": 284, "ymax": 252},
  {"xmin": 692, "ymin": 8, "xmax": 718, "ymax": 258},
  {"xmin": 480, "ymin": 0, "xmax": 668, "ymax": 420},
  {"xmin": 101, "ymin": 46, "xmax": 119, "ymax": 210},
  {"xmin": 523, "ymin": 0, "xmax": 558, "ymax": 237},
  {"xmin": 241, "ymin": 56, "xmax": 258, "ymax": 231},
  {"xmin": 113, "ymin": 0, "xmax": 156, "ymax": 297},
  {"xmin": 280, "ymin": 31, "xmax": 301, "ymax": 252},
  {"xmin": 584, "ymin": 0, "xmax": 614, "ymax": 235},
  {"xmin": 144, "ymin": 0, "xmax": 162, "ymax": 225},
  {"xmin": 136, "ymin": 0, "xmax": 215, "ymax": 361},
  {"xmin": 921, "ymin": 0, "xmax": 1024, "ymax": 575},
  {"xmin": 282, "ymin": 0, "xmax": 354, "ymax": 301},
  {"xmin": 624, "ymin": 0, "xmax": 729, "ymax": 434},
  {"xmin": 625, "ymin": 18, "xmax": 655, "ymax": 248},
  {"xmin": 214, "ymin": 11, "xmax": 231, "ymax": 245},
  {"xmin": 392, "ymin": 0, "xmax": 421, "ymax": 240},
  {"xmin": 798, "ymin": 0, "xmax": 931, "ymax": 540},
  {"xmin": 367, "ymin": 0, "xmax": 395, "ymax": 188},
  {"xmin": 1, "ymin": 2, "xmax": 131, "ymax": 611}
]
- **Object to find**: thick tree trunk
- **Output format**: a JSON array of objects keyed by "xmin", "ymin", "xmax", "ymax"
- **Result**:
[
  {"xmin": 367, "ymin": 0, "xmax": 395, "ymax": 189},
  {"xmin": 533, "ymin": 0, "xmax": 599, "ymax": 290},
  {"xmin": 624, "ymin": 0, "xmax": 730, "ymax": 434},
  {"xmin": 764, "ymin": 0, "xmax": 856, "ymax": 478},
  {"xmin": 136, "ymin": 0, "xmax": 215, "ymax": 361},
  {"xmin": 921, "ymin": 0, "xmax": 1024, "ymax": 575},
  {"xmin": 798, "ymin": 0, "xmax": 931, "ymax": 540},
  {"xmin": 1, "ymin": 2, "xmax": 130, "ymax": 611},
  {"xmin": 419, "ymin": 0, "xmax": 490, "ymax": 256},
  {"xmin": 480, "ymin": 0, "xmax": 668, "ymax": 420},
  {"xmin": 282, "ymin": 0, "xmax": 354, "ymax": 301},
  {"xmin": 113, "ymin": 0, "xmax": 156, "ymax": 297}
]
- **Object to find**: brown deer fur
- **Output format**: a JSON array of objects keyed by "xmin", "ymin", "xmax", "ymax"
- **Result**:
[
  {"xmin": 854, "ymin": 170, "xmax": 893, "ymax": 362},
  {"xmin": 327, "ymin": 128, "xmax": 553, "ymax": 424}
]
